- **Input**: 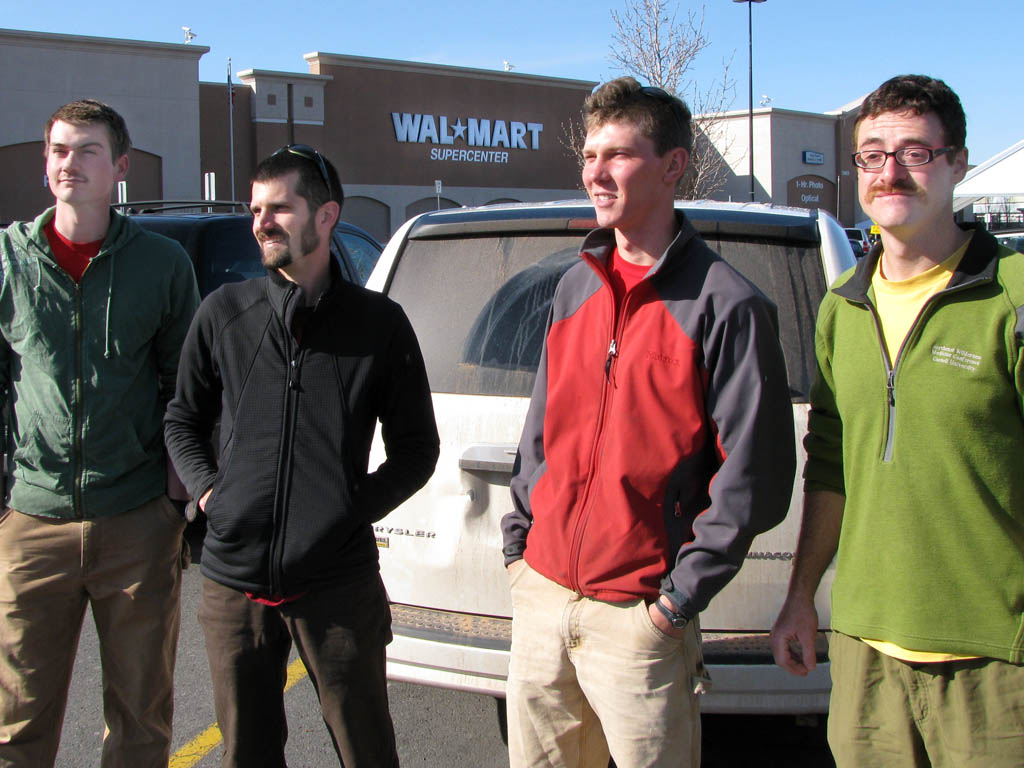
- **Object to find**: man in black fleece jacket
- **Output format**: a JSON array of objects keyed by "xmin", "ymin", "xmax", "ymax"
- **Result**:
[{"xmin": 164, "ymin": 145, "xmax": 439, "ymax": 768}]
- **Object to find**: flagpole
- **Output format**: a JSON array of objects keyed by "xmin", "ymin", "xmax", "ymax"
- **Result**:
[{"xmin": 228, "ymin": 58, "xmax": 236, "ymax": 202}]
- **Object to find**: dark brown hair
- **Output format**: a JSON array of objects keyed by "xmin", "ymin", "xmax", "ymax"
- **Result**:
[
  {"xmin": 855, "ymin": 75, "xmax": 966, "ymax": 156},
  {"xmin": 253, "ymin": 147, "xmax": 343, "ymax": 215},
  {"xmin": 45, "ymin": 99, "xmax": 131, "ymax": 160},
  {"xmin": 583, "ymin": 77, "xmax": 693, "ymax": 156}
]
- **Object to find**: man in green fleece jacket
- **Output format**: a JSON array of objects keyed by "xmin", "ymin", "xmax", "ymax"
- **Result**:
[
  {"xmin": 770, "ymin": 75, "xmax": 1024, "ymax": 766},
  {"xmin": 0, "ymin": 100, "xmax": 199, "ymax": 767}
]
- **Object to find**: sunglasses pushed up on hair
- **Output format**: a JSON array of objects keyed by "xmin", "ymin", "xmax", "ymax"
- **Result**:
[{"xmin": 271, "ymin": 144, "xmax": 337, "ymax": 202}]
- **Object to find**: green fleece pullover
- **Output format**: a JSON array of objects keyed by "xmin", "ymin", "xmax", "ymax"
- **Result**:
[
  {"xmin": 804, "ymin": 225, "xmax": 1024, "ymax": 664},
  {"xmin": 0, "ymin": 207, "xmax": 199, "ymax": 518}
]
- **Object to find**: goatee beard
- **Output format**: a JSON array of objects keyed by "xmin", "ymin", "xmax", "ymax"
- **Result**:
[
  {"xmin": 259, "ymin": 221, "xmax": 321, "ymax": 270},
  {"xmin": 261, "ymin": 249, "xmax": 293, "ymax": 270}
]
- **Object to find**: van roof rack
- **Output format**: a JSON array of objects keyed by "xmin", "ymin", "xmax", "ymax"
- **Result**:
[{"xmin": 112, "ymin": 200, "xmax": 249, "ymax": 215}]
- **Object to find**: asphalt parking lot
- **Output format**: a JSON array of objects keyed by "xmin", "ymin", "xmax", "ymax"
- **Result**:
[{"xmin": 53, "ymin": 528, "xmax": 835, "ymax": 767}]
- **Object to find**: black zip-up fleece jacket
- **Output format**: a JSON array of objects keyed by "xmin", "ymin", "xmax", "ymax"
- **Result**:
[{"xmin": 164, "ymin": 264, "xmax": 439, "ymax": 595}]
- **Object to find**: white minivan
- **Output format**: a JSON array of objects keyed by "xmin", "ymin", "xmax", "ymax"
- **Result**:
[{"xmin": 366, "ymin": 200, "xmax": 855, "ymax": 716}]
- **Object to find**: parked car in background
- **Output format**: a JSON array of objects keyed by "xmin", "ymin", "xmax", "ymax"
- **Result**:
[
  {"xmin": 844, "ymin": 227, "xmax": 871, "ymax": 257},
  {"xmin": 365, "ymin": 199, "xmax": 856, "ymax": 718},
  {"xmin": 995, "ymin": 231, "xmax": 1024, "ymax": 253},
  {"xmin": 118, "ymin": 201, "xmax": 382, "ymax": 295}
]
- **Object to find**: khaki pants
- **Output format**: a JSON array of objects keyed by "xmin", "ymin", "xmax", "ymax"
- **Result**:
[
  {"xmin": 828, "ymin": 632, "xmax": 1024, "ymax": 767},
  {"xmin": 0, "ymin": 497, "xmax": 184, "ymax": 768},
  {"xmin": 506, "ymin": 560, "xmax": 705, "ymax": 768}
]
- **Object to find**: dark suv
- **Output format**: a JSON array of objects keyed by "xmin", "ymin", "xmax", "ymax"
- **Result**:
[{"xmin": 118, "ymin": 201, "xmax": 382, "ymax": 295}]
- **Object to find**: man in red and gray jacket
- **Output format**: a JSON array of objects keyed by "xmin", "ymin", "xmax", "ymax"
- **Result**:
[{"xmin": 501, "ymin": 77, "xmax": 795, "ymax": 768}]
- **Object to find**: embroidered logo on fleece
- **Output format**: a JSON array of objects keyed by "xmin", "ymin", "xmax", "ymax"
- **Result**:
[
  {"xmin": 645, "ymin": 350, "xmax": 681, "ymax": 367},
  {"xmin": 931, "ymin": 344, "xmax": 981, "ymax": 372}
]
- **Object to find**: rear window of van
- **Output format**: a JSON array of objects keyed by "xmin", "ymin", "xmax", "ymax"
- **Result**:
[{"xmin": 388, "ymin": 232, "xmax": 826, "ymax": 400}]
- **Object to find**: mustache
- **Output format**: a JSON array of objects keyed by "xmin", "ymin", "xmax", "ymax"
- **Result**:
[
  {"xmin": 257, "ymin": 227, "xmax": 286, "ymax": 242},
  {"xmin": 865, "ymin": 177, "xmax": 919, "ymax": 198}
]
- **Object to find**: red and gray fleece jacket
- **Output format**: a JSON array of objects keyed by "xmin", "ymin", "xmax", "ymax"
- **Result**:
[{"xmin": 502, "ymin": 212, "xmax": 795, "ymax": 619}]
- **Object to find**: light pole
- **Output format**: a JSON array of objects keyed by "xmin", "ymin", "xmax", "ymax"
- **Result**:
[{"xmin": 733, "ymin": 0, "xmax": 765, "ymax": 202}]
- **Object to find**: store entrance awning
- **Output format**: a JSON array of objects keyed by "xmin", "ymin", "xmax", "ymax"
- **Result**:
[{"xmin": 954, "ymin": 139, "xmax": 1024, "ymax": 212}]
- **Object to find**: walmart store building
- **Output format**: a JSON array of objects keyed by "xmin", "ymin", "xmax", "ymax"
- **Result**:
[
  {"xmin": 2, "ymin": 27, "xmax": 879, "ymax": 241},
  {"xmin": 0, "ymin": 29, "xmax": 593, "ymax": 243}
]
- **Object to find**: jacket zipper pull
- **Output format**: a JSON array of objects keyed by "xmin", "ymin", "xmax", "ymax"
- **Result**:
[
  {"xmin": 886, "ymin": 369, "xmax": 896, "ymax": 406},
  {"xmin": 605, "ymin": 338, "xmax": 618, "ymax": 378}
]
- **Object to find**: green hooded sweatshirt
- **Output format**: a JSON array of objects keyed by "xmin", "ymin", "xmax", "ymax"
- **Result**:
[{"xmin": 0, "ymin": 207, "xmax": 199, "ymax": 518}]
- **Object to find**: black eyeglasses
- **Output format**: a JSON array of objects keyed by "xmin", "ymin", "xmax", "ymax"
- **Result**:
[
  {"xmin": 852, "ymin": 146, "xmax": 956, "ymax": 170},
  {"xmin": 271, "ymin": 144, "xmax": 336, "ymax": 201}
]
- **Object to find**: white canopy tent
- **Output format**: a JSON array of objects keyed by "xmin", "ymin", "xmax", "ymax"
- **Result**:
[{"xmin": 954, "ymin": 138, "xmax": 1024, "ymax": 213}]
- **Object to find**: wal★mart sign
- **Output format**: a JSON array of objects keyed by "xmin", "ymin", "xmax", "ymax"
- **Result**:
[{"xmin": 391, "ymin": 112, "xmax": 544, "ymax": 164}]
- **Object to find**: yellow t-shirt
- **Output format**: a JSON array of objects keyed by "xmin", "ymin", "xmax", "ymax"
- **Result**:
[
  {"xmin": 863, "ymin": 237, "xmax": 980, "ymax": 663},
  {"xmin": 870, "ymin": 238, "xmax": 969, "ymax": 363}
]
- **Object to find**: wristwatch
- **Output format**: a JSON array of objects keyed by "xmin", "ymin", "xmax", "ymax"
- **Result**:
[{"xmin": 654, "ymin": 598, "xmax": 689, "ymax": 630}]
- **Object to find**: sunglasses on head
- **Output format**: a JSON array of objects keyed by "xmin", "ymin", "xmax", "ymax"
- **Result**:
[
  {"xmin": 640, "ymin": 86, "xmax": 675, "ymax": 103},
  {"xmin": 271, "ymin": 144, "xmax": 336, "ymax": 202}
]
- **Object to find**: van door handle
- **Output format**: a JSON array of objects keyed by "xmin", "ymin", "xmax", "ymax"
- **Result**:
[{"xmin": 458, "ymin": 443, "xmax": 518, "ymax": 473}]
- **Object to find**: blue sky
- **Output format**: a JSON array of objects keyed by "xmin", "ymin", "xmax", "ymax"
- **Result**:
[{"xmin": 4, "ymin": 0, "xmax": 1021, "ymax": 163}]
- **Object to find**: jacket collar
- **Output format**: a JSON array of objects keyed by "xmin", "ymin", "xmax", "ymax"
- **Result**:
[
  {"xmin": 579, "ymin": 209, "xmax": 699, "ymax": 280},
  {"xmin": 23, "ymin": 206, "xmax": 137, "ymax": 265},
  {"xmin": 834, "ymin": 223, "xmax": 999, "ymax": 304},
  {"xmin": 264, "ymin": 253, "xmax": 345, "ymax": 325}
]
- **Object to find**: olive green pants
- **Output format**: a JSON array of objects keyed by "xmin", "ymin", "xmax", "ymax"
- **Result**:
[{"xmin": 828, "ymin": 632, "xmax": 1024, "ymax": 768}]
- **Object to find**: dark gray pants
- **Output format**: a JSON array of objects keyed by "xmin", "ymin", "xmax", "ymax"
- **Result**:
[{"xmin": 198, "ymin": 572, "xmax": 398, "ymax": 768}]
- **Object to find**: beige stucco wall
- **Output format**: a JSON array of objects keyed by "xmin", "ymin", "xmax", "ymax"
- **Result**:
[
  {"xmin": 0, "ymin": 28, "xmax": 206, "ymax": 220},
  {"xmin": 769, "ymin": 110, "xmax": 838, "ymax": 204},
  {"xmin": 715, "ymin": 108, "xmax": 773, "ymax": 203}
]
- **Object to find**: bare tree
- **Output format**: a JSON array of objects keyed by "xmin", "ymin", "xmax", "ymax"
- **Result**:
[
  {"xmin": 558, "ymin": 114, "xmax": 589, "ymax": 188},
  {"xmin": 607, "ymin": 0, "xmax": 736, "ymax": 199}
]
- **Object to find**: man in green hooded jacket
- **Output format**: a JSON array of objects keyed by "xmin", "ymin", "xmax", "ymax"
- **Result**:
[{"xmin": 0, "ymin": 100, "xmax": 199, "ymax": 767}]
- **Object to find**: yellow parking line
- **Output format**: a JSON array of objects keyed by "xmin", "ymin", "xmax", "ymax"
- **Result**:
[
  {"xmin": 284, "ymin": 657, "xmax": 308, "ymax": 689},
  {"xmin": 168, "ymin": 658, "xmax": 309, "ymax": 768},
  {"xmin": 168, "ymin": 723, "xmax": 223, "ymax": 768}
]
